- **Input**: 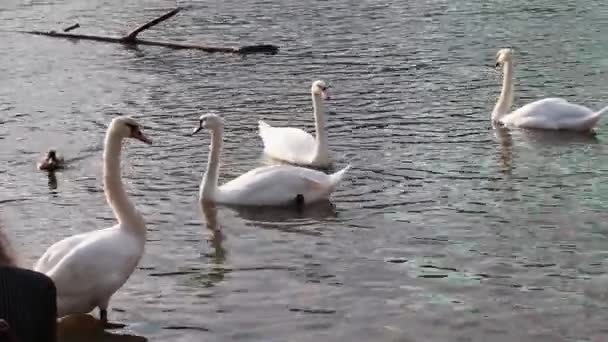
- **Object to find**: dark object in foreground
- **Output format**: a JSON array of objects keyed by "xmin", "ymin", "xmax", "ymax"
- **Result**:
[
  {"xmin": 18, "ymin": 8, "xmax": 279, "ymax": 55},
  {"xmin": 0, "ymin": 266, "xmax": 57, "ymax": 342},
  {"xmin": 0, "ymin": 319, "xmax": 17, "ymax": 342}
]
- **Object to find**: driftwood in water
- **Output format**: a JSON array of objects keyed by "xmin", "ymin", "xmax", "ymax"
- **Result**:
[
  {"xmin": 63, "ymin": 23, "xmax": 79, "ymax": 32},
  {"xmin": 123, "ymin": 7, "xmax": 180, "ymax": 43},
  {"xmin": 18, "ymin": 8, "xmax": 278, "ymax": 55}
]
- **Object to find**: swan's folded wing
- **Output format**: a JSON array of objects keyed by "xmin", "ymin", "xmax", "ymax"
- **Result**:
[
  {"xmin": 505, "ymin": 98, "xmax": 595, "ymax": 129},
  {"xmin": 258, "ymin": 122, "xmax": 316, "ymax": 163},
  {"xmin": 34, "ymin": 232, "xmax": 91, "ymax": 273},
  {"xmin": 302, "ymin": 177, "xmax": 328, "ymax": 191},
  {"xmin": 222, "ymin": 165, "xmax": 328, "ymax": 189},
  {"xmin": 220, "ymin": 165, "xmax": 289, "ymax": 191},
  {"xmin": 46, "ymin": 231, "xmax": 141, "ymax": 297},
  {"xmin": 219, "ymin": 165, "xmax": 334, "ymax": 205}
]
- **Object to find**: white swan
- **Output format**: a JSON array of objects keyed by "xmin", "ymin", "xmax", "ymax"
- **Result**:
[
  {"xmin": 492, "ymin": 48, "xmax": 607, "ymax": 132},
  {"xmin": 258, "ymin": 80, "xmax": 332, "ymax": 167},
  {"xmin": 34, "ymin": 116, "xmax": 152, "ymax": 324},
  {"xmin": 193, "ymin": 114, "xmax": 349, "ymax": 206}
]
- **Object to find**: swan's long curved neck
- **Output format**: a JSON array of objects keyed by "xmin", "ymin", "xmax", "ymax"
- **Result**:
[
  {"xmin": 492, "ymin": 61, "xmax": 514, "ymax": 122},
  {"xmin": 104, "ymin": 131, "xmax": 146, "ymax": 237},
  {"xmin": 200, "ymin": 126, "xmax": 223, "ymax": 201},
  {"xmin": 312, "ymin": 93, "xmax": 329, "ymax": 162}
]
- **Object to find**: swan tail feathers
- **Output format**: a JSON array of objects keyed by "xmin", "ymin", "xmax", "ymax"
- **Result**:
[
  {"xmin": 585, "ymin": 106, "xmax": 608, "ymax": 130},
  {"xmin": 257, "ymin": 121, "xmax": 273, "ymax": 145},
  {"xmin": 593, "ymin": 105, "xmax": 608, "ymax": 119},
  {"xmin": 329, "ymin": 164, "xmax": 351, "ymax": 187}
]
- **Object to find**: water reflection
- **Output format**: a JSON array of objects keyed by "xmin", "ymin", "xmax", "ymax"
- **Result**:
[
  {"xmin": 47, "ymin": 171, "xmax": 58, "ymax": 190},
  {"xmin": 57, "ymin": 314, "xmax": 146, "ymax": 342},
  {"xmin": 193, "ymin": 202, "xmax": 228, "ymax": 288},
  {"xmin": 226, "ymin": 200, "xmax": 338, "ymax": 224},
  {"xmin": 512, "ymin": 127, "xmax": 600, "ymax": 145},
  {"xmin": 494, "ymin": 127, "xmax": 514, "ymax": 175},
  {"xmin": 494, "ymin": 125, "xmax": 601, "ymax": 175},
  {"xmin": 200, "ymin": 202, "xmax": 226, "ymax": 265}
]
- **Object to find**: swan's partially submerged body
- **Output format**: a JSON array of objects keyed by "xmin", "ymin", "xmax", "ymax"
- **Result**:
[
  {"xmin": 216, "ymin": 164, "xmax": 349, "ymax": 206},
  {"xmin": 499, "ymin": 98, "xmax": 605, "ymax": 132},
  {"xmin": 34, "ymin": 116, "xmax": 152, "ymax": 323},
  {"xmin": 258, "ymin": 80, "xmax": 332, "ymax": 168},
  {"xmin": 492, "ymin": 48, "xmax": 606, "ymax": 133},
  {"xmin": 194, "ymin": 114, "xmax": 349, "ymax": 207}
]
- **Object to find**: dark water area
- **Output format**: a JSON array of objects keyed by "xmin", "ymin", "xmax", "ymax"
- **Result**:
[{"xmin": 1, "ymin": 0, "xmax": 608, "ymax": 341}]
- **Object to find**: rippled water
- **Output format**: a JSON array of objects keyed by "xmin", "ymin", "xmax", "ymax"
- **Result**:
[{"xmin": 1, "ymin": 0, "xmax": 608, "ymax": 341}]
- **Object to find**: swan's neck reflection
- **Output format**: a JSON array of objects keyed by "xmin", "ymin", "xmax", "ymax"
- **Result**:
[
  {"xmin": 495, "ymin": 127, "xmax": 513, "ymax": 175},
  {"xmin": 200, "ymin": 202, "xmax": 226, "ymax": 267}
]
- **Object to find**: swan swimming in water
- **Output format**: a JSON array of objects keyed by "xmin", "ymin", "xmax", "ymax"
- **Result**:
[
  {"xmin": 34, "ymin": 116, "xmax": 152, "ymax": 325},
  {"xmin": 492, "ymin": 48, "xmax": 607, "ymax": 133},
  {"xmin": 37, "ymin": 150, "xmax": 64, "ymax": 171},
  {"xmin": 193, "ymin": 113, "xmax": 350, "ymax": 206},
  {"xmin": 258, "ymin": 80, "xmax": 333, "ymax": 168}
]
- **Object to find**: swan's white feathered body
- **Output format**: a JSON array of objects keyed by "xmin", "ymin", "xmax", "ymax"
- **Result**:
[
  {"xmin": 492, "ymin": 48, "xmax": 605, "ymax": 132},
  {"xmin": 215, "ymin": 164, "xmax": 350, "ymax": 206},
  {"xmin": 194, "ymin": 113, "xmax": 349, "ymax": 207},
  {"xmin": 34, "ymin": 227, "xmax": 144, "ymax": 316},
  {"xmin": 499, "ymin": 98, "xmax": 605, "ymax": 131},
  {"xmin": 258, "ymin": 122, "xmax": 321, "ymax": 165},
  {"xmin": 258, "ymin": 80, "xmax": 332, "ymax": 168},
  {"xmin": 33, "ymin": 116, "xmax": 152, "ymax": 321}
]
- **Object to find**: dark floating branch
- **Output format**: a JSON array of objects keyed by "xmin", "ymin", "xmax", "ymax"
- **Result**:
[
  {"xmin": 18, "ymin": 8, "xmax": 278, "ymax": 55},
  {"xmin": 63, "ymin": 23, "xmax": 80, "ymax": 32},
  {"xmin": 123, "ymin": 8, "xmax": 180, "ymax": 42}
]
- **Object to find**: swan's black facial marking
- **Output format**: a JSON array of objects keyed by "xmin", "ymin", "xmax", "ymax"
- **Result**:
[
  {"xmin": 316, "ymin": 83, "xmax": 330, "ymax": 100},
  {"xmin": 316, "ymin": 83, "xmax": 329, "ymax": 91},
  {"xmin": 126, "ymin": 122, "xmax": 144, "ymax": 139},
  {"xmin": 124, "ymin": 121, "xmax": 152, "ymax": 144},
  {"xmin": 192, "ymin": 118, "xmax": 205, "ymax": 135},
  {"xmin": 125, "ymin": 123, "xmax": 138, "ymax": 135}
]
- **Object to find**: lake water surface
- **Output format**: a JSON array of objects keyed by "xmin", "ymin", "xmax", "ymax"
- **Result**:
[{"xmin": 1, "ymin": 0, "xmax": 608, "ymax": 341}]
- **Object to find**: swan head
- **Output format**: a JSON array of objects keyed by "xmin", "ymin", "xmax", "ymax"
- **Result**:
[
  {"xmin": 311, "ymin": 80, "xmax": 330, "ymax": 100},
  {"xmin": 192, "ymin": 114, "xmax": 224, "ymax": 135},
  {"xmin": 495, "ymin": 48, "xmax": 514, "ymax": 68},
  {"xmin": 110, "ymin": 116, "xmax": 152, "ymax": 144}
]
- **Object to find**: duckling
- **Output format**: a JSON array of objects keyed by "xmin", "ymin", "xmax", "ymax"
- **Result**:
[{"xmin": 37, "ymin": 150, "xmax": 64, "ymax": 171}]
